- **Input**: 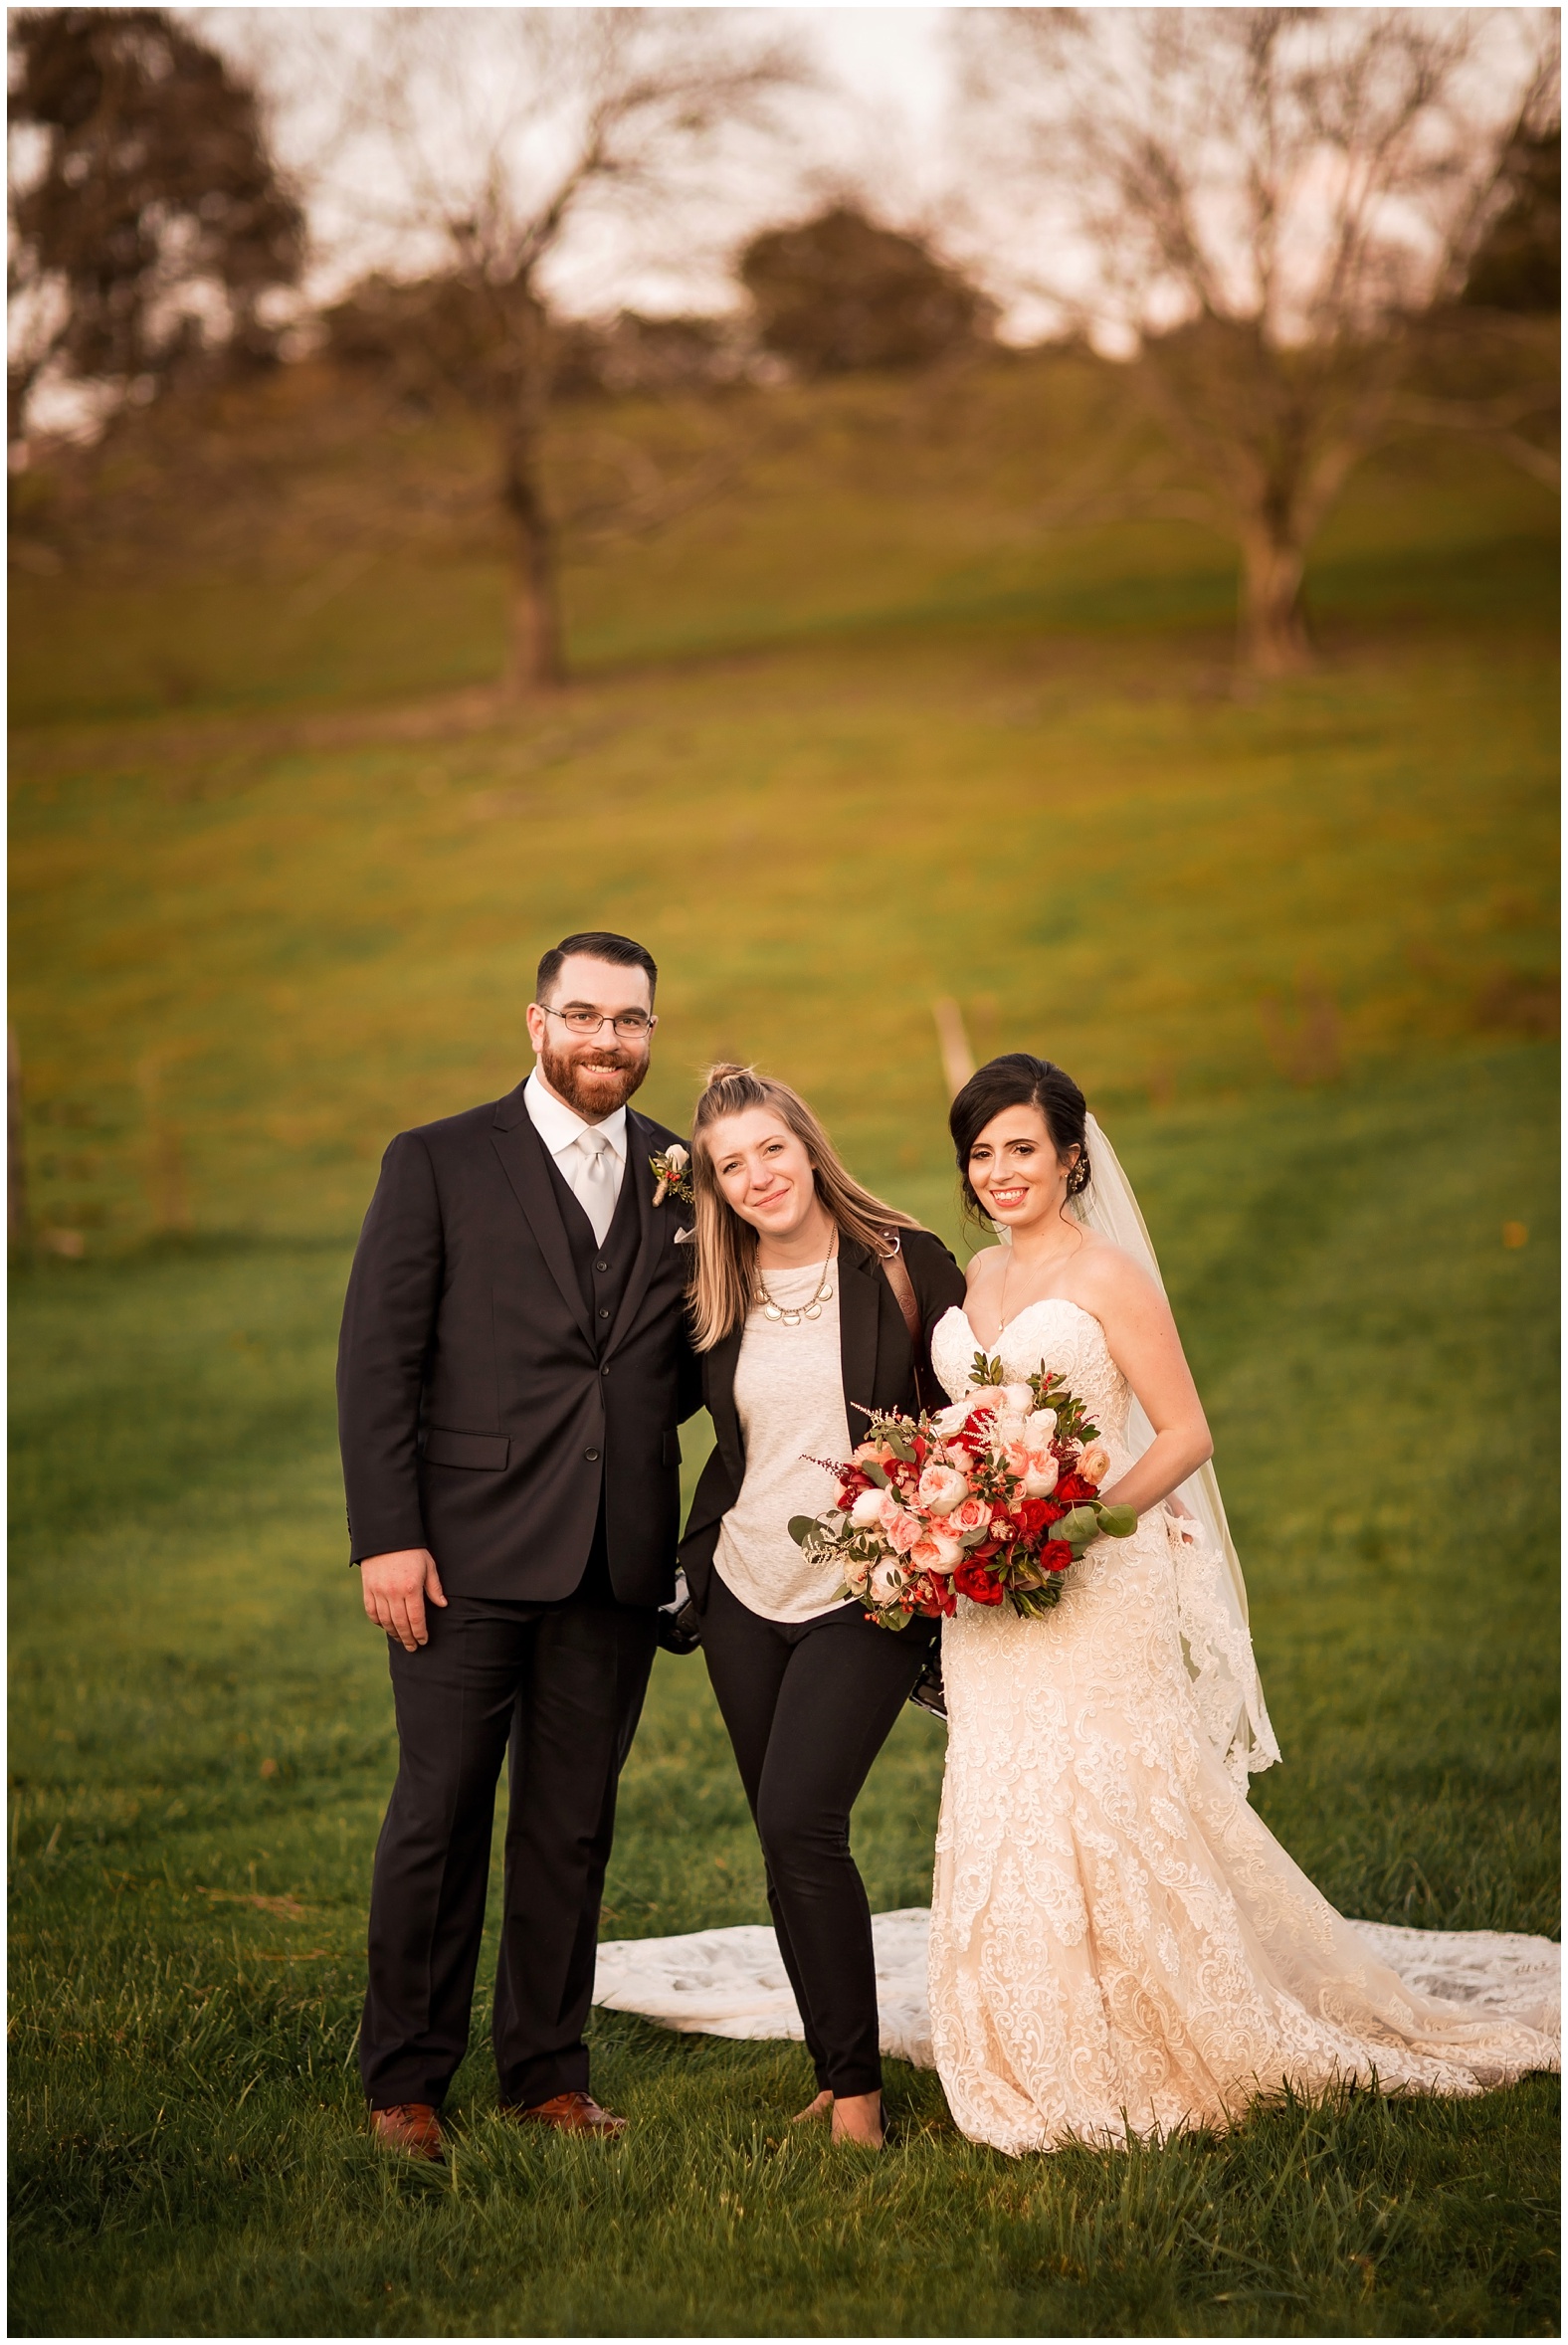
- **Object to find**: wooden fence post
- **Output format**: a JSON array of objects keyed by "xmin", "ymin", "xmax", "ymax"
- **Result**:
[
  {"xmin": 8, "ymin": 1026, "xmax": 28, "ymax": 1249},
  {"xmin": 932, "ymin": 997, "xmax": 976, "ymax": 1099}
]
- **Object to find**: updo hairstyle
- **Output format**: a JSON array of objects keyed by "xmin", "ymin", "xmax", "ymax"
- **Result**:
[{"xmin": 948, "ymin": 1054, "xmax": 1091, "ymax": 1226}]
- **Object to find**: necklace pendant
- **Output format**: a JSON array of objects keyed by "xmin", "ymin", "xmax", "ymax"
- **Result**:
[
  {"xmin": 762, "ymin": 1302, "xmax": 782, "ymax": 1321},
  {"xmin": 803, "ymin": 1301, "xmax": 822, "ymax": 1320},
  {"xmin": 818, "ymin": 1281, "xmax": 834, "ymax": 1302},
  {"xmin": 782, "ymin": 1309, "xmax": 802, "ymax": 1327}
]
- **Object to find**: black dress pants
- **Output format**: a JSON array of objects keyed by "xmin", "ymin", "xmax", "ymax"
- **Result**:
[
  {"xmin": 699, "ymin": 1569, "xmax": 936, "ymax": 2101},
  {"xmin": 359, "ymin": 1539, "xmax": 658, "ymax": 2112}
]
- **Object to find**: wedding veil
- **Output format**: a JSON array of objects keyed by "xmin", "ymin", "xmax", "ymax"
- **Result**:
[{"xmin": 1074, "ymin": 1114, "xmax": 1280, "ymax": 1788}]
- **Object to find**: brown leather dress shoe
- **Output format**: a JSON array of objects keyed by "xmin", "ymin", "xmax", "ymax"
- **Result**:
[
  {"xmin": 508, "ymin": 2089, "xmax": 627, "ymax": 2137},
  {"xmin": 370, "ymin": 2101, "xmax": 445, "ymax": 2161}
]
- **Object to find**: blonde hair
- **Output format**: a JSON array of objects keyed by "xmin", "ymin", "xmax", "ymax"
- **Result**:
[{"xmin": 687, "ymin": 1065, "xmax": 918, "ymax": 1351}]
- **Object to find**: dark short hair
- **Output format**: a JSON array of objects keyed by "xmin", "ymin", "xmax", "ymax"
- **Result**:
[
  {"xmin": 535, "ymin": 931, "xmax": 658, "ymax": 1005},
  {"xmin": 948, "ymin": 1054, "xmax": 1091, "ymax": 1225}
]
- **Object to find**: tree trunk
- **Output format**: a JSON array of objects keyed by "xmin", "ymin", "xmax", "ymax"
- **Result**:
[
  {"xmin": 1237, "ymin": 523, "xmax": 1312, "ymax": 677},
  {"xmin": 500, "ymin": 418, "xmax": 565, "ymax": 694}
]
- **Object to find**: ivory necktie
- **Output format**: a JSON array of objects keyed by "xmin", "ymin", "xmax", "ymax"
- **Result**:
[{"xmin": 571, "ymin": 1125, "xmax": 617, "ymax": 1245}]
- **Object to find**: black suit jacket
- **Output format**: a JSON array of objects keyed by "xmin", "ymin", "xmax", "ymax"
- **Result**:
[
  {"xmin": 337, "ymin": 1081, "xmax": 700, "ymax": 1604},
  {"xmin": 677, "ymin": 1228, "xmax": 968, "ymax": 1608}
]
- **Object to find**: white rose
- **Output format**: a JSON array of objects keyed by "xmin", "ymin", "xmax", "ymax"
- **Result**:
[
  {"xmin": 1024, "ymin": 1408, "xmax": 1058, "ymax": 1444},
  {"xmin": 665, "ymin": 1144, "xmax": 688, "ymax": 1174},
  {"xmin": 849, "ymin": 1486, "xmax": 889, "ymax": 1529},
  {"xmin": 1000, "ymin": 1383, "xmax": 1036, "ymax": 1417}
]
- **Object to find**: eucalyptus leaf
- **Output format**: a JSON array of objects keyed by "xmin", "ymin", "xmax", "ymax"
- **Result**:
[
  {"xmin": 1094, "ymin": 1502, "xmax": 1137, "ymax": 1538},
  {"xmin": 1055, "ymin": 1504, "xmax": 1101, "ymax": 1547},
  {"xmin": 787, "ymin": 1514, "xmax": 825, "ymax": 1548}
]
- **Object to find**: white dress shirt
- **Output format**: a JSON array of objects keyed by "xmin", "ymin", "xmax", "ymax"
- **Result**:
[{"xmin": 523, "ymin": 1069, "xmax": 628, "ymax": 1237}]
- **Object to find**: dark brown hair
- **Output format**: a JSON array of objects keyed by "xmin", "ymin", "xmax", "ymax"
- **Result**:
[
  {"xmin": 535, "ymin": 931, "xmax": 657, "ymax": 1004},
  {"xmin": 948, "ymin": 1054, "xmax": 1090, "ymax": 1226}
]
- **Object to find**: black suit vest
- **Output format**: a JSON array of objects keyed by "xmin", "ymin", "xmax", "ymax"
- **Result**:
[{"xmin": 542, "ymin": 1141, "xmax": 641, "ymax": 1357}]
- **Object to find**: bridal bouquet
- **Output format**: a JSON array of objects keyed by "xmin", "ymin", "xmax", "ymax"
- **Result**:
[{"xmin": 788, "ymin": 1350, "xmax": 1136, "ymax": 1627}]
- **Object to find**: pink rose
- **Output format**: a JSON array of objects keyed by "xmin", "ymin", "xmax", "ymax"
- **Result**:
[
  {"xmin": 909, "ymin": 1530, "xmax": 963, "ymax": 1575},
  {"xmin": 917, "ymin": 1463, "xmax": 969, "ymax": 1515},
  {"xmin": 883, "ymin": 1506, "xmax": 924, "ymax": 1555},
  {"xmin": 1022, "ymin": 1449, "xmax": 1060, "ymax": 1499},
  {"xmin": 946, "ymin": 1494, "xmax": 993, "ymax": 1542},
  {"xmin": 1078, "ymin": 1444, "xmax": 1110, "ymax": 1487}
]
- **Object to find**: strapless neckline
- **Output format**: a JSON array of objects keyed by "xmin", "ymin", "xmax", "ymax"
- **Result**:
[
  {"xmin": 946, "ymin": 1295, "xmax": 1104, "ymax": 1352},
  {"xmin": 930, "ymin": 1298, "xmax": 1127, "ymax": 1432}
]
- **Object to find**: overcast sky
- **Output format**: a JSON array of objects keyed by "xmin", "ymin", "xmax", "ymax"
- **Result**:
[{"xmin": 203, "ymin": 6, "xmax": 1001, "ymax": 322}]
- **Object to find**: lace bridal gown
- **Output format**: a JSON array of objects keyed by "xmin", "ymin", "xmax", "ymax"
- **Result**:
[{"xmin": 923, "ymin": 1295, "xmax": 1558, "ymax": 2156}]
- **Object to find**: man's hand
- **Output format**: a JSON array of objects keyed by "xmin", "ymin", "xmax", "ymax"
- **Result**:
[{"xmin": 361, "ymin": 1548, "xmax": 447, "ymax": 1652}]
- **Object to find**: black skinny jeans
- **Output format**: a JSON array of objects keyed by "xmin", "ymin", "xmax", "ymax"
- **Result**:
[{"xmin": 700, "ymin": 1568, "xmax": 936, "ymax": 2100}]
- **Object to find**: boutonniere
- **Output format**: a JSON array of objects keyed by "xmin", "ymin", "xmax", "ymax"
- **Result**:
[{"xmin": 650, "ymin": 1144, "xmax": 693, "ymax": 1208}]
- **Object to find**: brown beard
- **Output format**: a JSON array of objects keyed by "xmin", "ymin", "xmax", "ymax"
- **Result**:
[{"xmin": 537, "ymin": 1039, "xmax": 649, "ymax": 1120}]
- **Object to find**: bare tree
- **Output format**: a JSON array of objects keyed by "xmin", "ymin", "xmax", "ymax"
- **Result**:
[
  {"xmin": 963, "ymin": 9, "xmax": 1559, "ymax": 676},
  {"xmin": 316, "ymin": 9, "xmax": 799, "ymax": 695}
]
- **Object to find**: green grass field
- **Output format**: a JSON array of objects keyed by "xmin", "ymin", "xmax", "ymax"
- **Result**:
[{"xmin": 8, "ymin": 359, "xmax": 1560, "ymax": 2334}]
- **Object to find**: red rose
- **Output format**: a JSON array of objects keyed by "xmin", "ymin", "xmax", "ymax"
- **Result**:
[
  {"xmin": 1041, "ymin": 1539, "xmax": 1075, "ymax": 1573},
  {"xmin": 1055, "ymin": 1473, "xmax": 1094, "ymax": 1506},
  {"xmin": 953, "ymin": 1557, "xmax": 1005, "ymax": 1606}
]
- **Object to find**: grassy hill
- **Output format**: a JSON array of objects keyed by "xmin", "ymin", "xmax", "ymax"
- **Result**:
[
  {"xmin": 8, "ymin": 354, "xmax": 1560, "ymax": 2335},
  {"xmin": 8, "ymin": 354, "xmax": 1559, "ymax": 1251}
]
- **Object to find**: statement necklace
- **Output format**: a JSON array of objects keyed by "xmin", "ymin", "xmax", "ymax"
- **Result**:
[{"xmin": 757, "ymin": 1250, "xmax": 836, "ymax": 1326}]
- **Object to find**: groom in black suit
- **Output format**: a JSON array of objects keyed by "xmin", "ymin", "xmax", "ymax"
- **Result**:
[{"xmin": 337, "ymin": 930, "xmax": 698, "ymax": 2158}]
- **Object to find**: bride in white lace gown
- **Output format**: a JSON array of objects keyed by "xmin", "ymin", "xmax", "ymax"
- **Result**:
[{"xmin": 924, "ymin": 1055, "xmax": 1558, "ymax": 2156}]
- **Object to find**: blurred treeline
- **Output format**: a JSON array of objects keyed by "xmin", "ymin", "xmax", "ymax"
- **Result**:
[{"xmin": 8, "ymin": 6, "xmax": 1560, "ymax": 697}]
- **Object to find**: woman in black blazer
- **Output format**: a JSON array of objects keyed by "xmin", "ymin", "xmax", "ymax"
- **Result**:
[{"xmin": 679, "ymin": 1066, "xmax": 966, "ymax": 2146}]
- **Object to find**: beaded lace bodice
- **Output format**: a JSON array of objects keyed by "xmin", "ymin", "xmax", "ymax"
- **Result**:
[{"xmin": 931, "ymin": 1295, "xmax": 1133, "ymax": 1458}]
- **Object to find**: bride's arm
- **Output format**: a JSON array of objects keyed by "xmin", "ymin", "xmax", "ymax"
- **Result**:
[{"xmin": 1071, "ymin": 1250, "xmax": 1212, "ymax": 1517}]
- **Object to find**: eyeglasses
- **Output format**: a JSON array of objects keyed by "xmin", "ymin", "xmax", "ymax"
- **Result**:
[{"xmin": 540, "ymin": 1005, "xmax": 656, "ymax": 1041}]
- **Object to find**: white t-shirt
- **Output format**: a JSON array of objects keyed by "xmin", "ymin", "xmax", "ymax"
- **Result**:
[{"xmin": 712, "ymin": 1260, "xmax": 857, "ymax": 1625}]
